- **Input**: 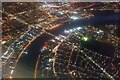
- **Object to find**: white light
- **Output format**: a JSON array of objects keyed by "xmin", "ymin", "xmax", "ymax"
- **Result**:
[
  {"xmin": 99, "ymin": 30, "xmax": 103, "ymax": 33},
  {"xmin": 97, "ymin": 30, "xmax": 103, "ymax": 34},
  {"xmin": 42, "ymin": 4, "xmax": 47, "ymax": 7},
  {"xmin": 10, "ymin": 70, "xmax": 14, "ymax": 74},
  {"xmin": 77, "ymin": 27, "xmax": 82, "ymax": 30},
  {"xmin": 59, "ymin": 12, "xmax": 64, "ymax": 15},
  {"xmin": 90, "ymin": 8, "xmax": 94, "ymax": 10},
  {"xmin": 2, "ymin": 41, "xmax": 6, "ymax": 44},
  {"xmin": 46, "ymin": 67, "xmax": 50, "ymax": 70},
  {"xmin": 41, "ymin": 48, "xmax": 45, "ymax": 52},
  {"xmin": 49, "ymin": 58, "xmax": 53, "ymax": 62},
  {"xmin": 60, "ymin": 35, "xmax": 65, "ymax": 38},
  {"xmin": 97, "ymin": 31, "xmax": 100, "ymax": 34},
  {"xmin": 2, "ymin": 55, "xmax": 6, "ymax": 59},
  {"xmin": 70, "ymin": 29, "xmax": 73, "ymax": 32},
  {"xmin": 83, "ymin": 9, "xmax": 86, "ymax": 11},
  {"xmin": 73, "ymin": 72, "xmax": 76, "ymax": 75},
  {"xmin": 70, "ymin": 16, "xmax": 79, "ymax": 20},
  {"xmin": 24, "ymin": 51, "xmax": 28, "ymax": 55},
  {"xmin": 73, "ymin": 11, "xmax": 77, "ymax": 14},
  {"xmin": 51, "ymin": 39, "xmax": 55, "ymax": 42},
  {"xmin": 4, "ymin": 51, "xmax": 8, "ymax": 56},
  {"xmin": 64, "ymin": 30, "xmax": 69, "ymax": 33},
  {"xmin": 55, "ymin": 37, "xmax": 60, "ymax": 40}
]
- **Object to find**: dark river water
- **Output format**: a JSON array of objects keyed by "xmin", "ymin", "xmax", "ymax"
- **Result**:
[{"xmin": 14, "ymin": 11, "xmax": 120, "ymax": 78}]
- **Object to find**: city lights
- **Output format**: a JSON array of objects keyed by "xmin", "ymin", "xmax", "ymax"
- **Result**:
[{"xmin": 2, "ymin": 2, "xmax": 120, "ymax": 79}]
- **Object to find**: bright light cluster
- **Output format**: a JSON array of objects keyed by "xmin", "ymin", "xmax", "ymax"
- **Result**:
[
  {"xmin": 70, "ymin": 16, "xmax": 79, "ymax": 20},
  {"xmin": 64, "ymin": 27, "xmax": 82, "ymax": 34}
]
